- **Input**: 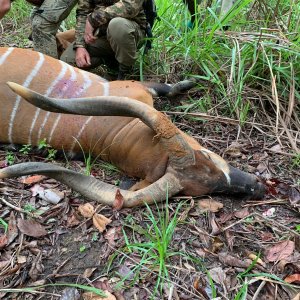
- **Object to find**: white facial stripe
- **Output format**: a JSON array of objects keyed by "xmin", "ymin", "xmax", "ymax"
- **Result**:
[
  {"xmin": 201, "ymin": 149, "xmax": 231, "ymax": 184},
  {"xmin": 36, "ymin": 61, "xmax": 68, "ymax": 142},
  {"xmin": 8, "ymin": 52, "xmax": 45, "ymax": 144},
  {"xmin": 0, "ymin": 47, "xmax": 14, "ymax": 65}
]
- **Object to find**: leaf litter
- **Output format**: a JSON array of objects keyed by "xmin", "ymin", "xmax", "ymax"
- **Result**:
[{"xmin": 1, "ymin": 121, "xmax": 300, "ymax": 299}]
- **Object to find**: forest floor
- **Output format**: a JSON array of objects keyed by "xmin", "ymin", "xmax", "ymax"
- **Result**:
[{"xmin": 0, "ymin": 16, "xmax": 300, "ymax": 300}]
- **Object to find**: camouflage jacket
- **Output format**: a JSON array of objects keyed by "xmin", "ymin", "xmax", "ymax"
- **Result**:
[{"xmin": 75, "ymin": 0, "xmax": 147, "ymax": 47}]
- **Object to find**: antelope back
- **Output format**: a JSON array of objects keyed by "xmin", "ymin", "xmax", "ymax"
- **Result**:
[{"xmin": 0, "ymin": 48, "xmax": 171, "ymax": 178}]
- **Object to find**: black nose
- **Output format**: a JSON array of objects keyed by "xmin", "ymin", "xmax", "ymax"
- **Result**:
[{"xmin": 228, "ymin": 166, "xmax": 266, "ymax": 199}]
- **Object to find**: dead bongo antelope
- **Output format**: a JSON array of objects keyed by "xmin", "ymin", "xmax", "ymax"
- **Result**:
[{"xmin": 0, "ymin": 47, "xmax": 265, "ymax": 207}]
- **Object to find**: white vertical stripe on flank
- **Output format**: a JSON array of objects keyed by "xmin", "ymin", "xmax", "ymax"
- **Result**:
[
  {"xmin": 68, "ymin": 70, "xmax": 93, "ymax": 152},
  {"xmin": 48, "ymin": 64, "xmax": 77, "ymax": 143},
  {"xmin": 8, "ymin": 52, "xmax": 45, "ymax": 144},
  {"xmin": 69, "ymin": 116, "xmax": 93, "ymax": 153},
  {"xmin": 35, "ymin": 61, "xmax": 68, "ymax": 143},
  {"xmin": 74, "ymin": 70, "xmax": 92, "ymax": 97},
  {"xmin": 29, "ymin": 61, "xmax": 68, "ymax": 144},
  {"xmin": 102, "ymin": 82, "xmax": 110, "ymax": 96},
  {"xmin": 0, "ymin": 47, "xmax": 14, "ymax": 65}
]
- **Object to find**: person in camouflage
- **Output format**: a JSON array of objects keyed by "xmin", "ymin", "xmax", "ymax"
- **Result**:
[
  {"xmin": 60, "ymin": 0, "xmax": 147, "ymax": 79},
  {"xmin": 31, "ymin": 0, "xmax": 78, "ymax": 58}
]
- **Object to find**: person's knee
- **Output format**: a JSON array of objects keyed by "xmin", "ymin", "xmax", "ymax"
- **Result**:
[
  {"xmin": 60, "ymin": 43, "xmax": 76, "ymax": 65},
  {"xmin": 32, "ymin": 13, "xmax": 56, "ymax": 33},
  {"xmin": 107, "ymin": 17, "xmax": 132, "ymax": 42}
]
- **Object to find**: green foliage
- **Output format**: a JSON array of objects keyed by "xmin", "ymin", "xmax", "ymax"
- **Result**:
[
  {"xmin": 37, "ymin": 138, "xmax": 49, "ymax": 150},
  {"xmin": 92, "ymin": 232, "xmax": 99, "ymax": 241},
  {"xmin": 140, "ymin": 0, "xmax": 300, "ymax": 123},
  {"xmin": 79, "ymin": 245, "xmax": 86, "ymax": 253},
  {"xmin": 98, "ymin": 161, "xmax": 120, "ymax": 176},
  {"xmin": 38, "ymin": 138, "xmax": 57, "ymax": 161},
  {"xmin": 46, "ymin": 148, "xmax": 57, "ymax": 161},
  {"xmin": 292, "ymin": 153, "xmax": 300, "ymax": 169},
  {"xmin": 111, "ymin": 194, "xmax": 202, "ymax": 298},
  {"xmin": 232, "ymin": 253, "xmax": 261, "ymax": 299},
  {"xmin": 20, "ymin": 144, "xmax": 32, "ymax": 155},
  {"xmin": 0, "ymin": 218, "xmax": 8, "ymax": 233},
  {"xmin": 5, "ymin": 151, "xmax": 15, "ymax": 166},
  {"xmin": 23, "ymin": 204, "xmax": 36, "ymax": 213}
]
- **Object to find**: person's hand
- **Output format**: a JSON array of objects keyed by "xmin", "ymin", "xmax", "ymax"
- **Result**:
[
  {"xmin": 84, "ymin": 18, "xmax": 97, "ymax": 44},
  {"xmin": 75, "ymin": 47, "xmax": 91, "ymax": 68}
]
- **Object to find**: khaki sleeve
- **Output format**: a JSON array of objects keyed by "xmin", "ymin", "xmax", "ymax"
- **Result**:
[
  {"xmin": 74, "ymin": 0, "xmax": 93, "ymax": 48},
  {"xmin": 88, "ymin": 0, "xmax": 144, "ymax": 28}
]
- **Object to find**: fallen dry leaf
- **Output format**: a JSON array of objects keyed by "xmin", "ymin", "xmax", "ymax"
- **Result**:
[
  {"xmin": 17, "ymin": 218, "xmax": 47, "ymax": 237},
  {"xmin": 17, "ymin": 255, "xmax": 27, "ymax": 264},
  {"xmin": 224, "ymin": 142, "xmax": 242, "ymax": 157},
  {"xmin": 225, "ymin": 230, "xmax": 234, "ymax": 251},
  {"xmin": 218, "ymin": 253, "xmax": 253, "ymax": 269},
  {"xmin": 83, "ymin": 268, "xmax": 97, "ymax": 279},
  {"xmin": 211, "ymin": 237, "xmax": 224, "ymax": 253},
  {"xmin": 0, "ymin": 235, "xmax": 8, "ymax": 249},
  {"xmin": 284, "ymin": 274, "xmax": 300, "ymax": 284},
  {"xmin": 289, "ymin": 187, "xmax": 300, "ymax": 207},
  {"xmin": 113, "ymin": 189, "xmax": 124, "ymax": 210},
  {"xmin": 67, "ymin": 213, "xmax": 81, "ymax": 227},
  {"xmin": 93, "ymin": 214, "xmax": 112, "ymax": 233},
  {"xmin": 248, "ymin": 253, "xmax": 266, "ymax": 267},
  {"xmin": 104, "ymin": 226, "xmax": 122, "ymax": 246},
  {"xmin": 29, "ymin": 251, "xmax": 43, "ymax": 281},
  {"xmin": 266, "ymin": 240, "xmax": 295, "ymax": 262},
  {"xmin": 292, "ymin": 293, "xmax": 300, "ymax": 300},
  {"xmin": 7, "ymin": 212, "xmax": 18, "ymax": 245},
  {"xmin": 209, "ymin": 266, "xmax": 226, "ymax": 285},
  {"xmin": 78, "ymin": 203, "xmax": 95, "ymax": 218},
  {"xmin": 0, "ymin": 252, "xmax": 12, "ymax": 269},
  {"xmin": 198, "ymin": 198, "xmax": 223, "ymax": 213},
  {"xmin": 234, "ymin": 207, "xmax": 249, "ymax": 219},
  {"xmin": 30, "ymin": 184, "xmax": 45, "ymax": 197},
  {"xmin": 270, "ymin": 144, "xmax": 281, "ymax": 152},
  {"xmin": 195, "ymin": 248, "xmax": 207, "ymax": 258},
  {"xmin": 82, "ymin": 291, "xmax": 116, "ymax": 300},
  {"xmin": 60, "ymin": 287, "xmax": 80, "ymax": 300},
  {"xmin": 22, "ymin": 175, "xmax": 45, "ymax": 185},
  {"xmin": 210, "ymin": 215, "xmax": 221, "ymax": 235}
]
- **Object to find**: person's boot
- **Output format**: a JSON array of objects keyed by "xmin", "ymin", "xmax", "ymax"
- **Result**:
[{"xmin": 117, "ymin": 64, "xmax": 133, "ymax": 80}]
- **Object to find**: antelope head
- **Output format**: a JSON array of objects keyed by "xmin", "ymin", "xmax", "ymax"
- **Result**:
[{"xmin": 0, "ymin": 82, "xmax": 266, "ymax": 207}]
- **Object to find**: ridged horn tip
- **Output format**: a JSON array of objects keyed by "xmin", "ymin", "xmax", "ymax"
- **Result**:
[{"xmin": 7, "ymin": 82, "xmax": 30, "ymax": 98}]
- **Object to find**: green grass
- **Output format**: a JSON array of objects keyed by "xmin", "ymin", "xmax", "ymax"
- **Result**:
[
  {"xmin": 109, "ymin": 195, "xmax": 203, "ymax": 298},
  {"xmin": 142, "ymin": 0, "xmax": 300, "ymax": 125}
]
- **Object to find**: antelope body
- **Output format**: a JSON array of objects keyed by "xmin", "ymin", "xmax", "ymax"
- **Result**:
[{"xmin": 0, "ymin": 47, "xmax": 265, "ymax": 207}]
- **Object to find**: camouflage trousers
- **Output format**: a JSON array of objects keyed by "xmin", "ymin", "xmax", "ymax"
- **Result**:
[
  {"xmin": 31, "ymin": 0, "xmax": 77, "ymax": 58},
  {"xmin": 61, "ymin": 17, "xmax": 145, "ymax": 70}
]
